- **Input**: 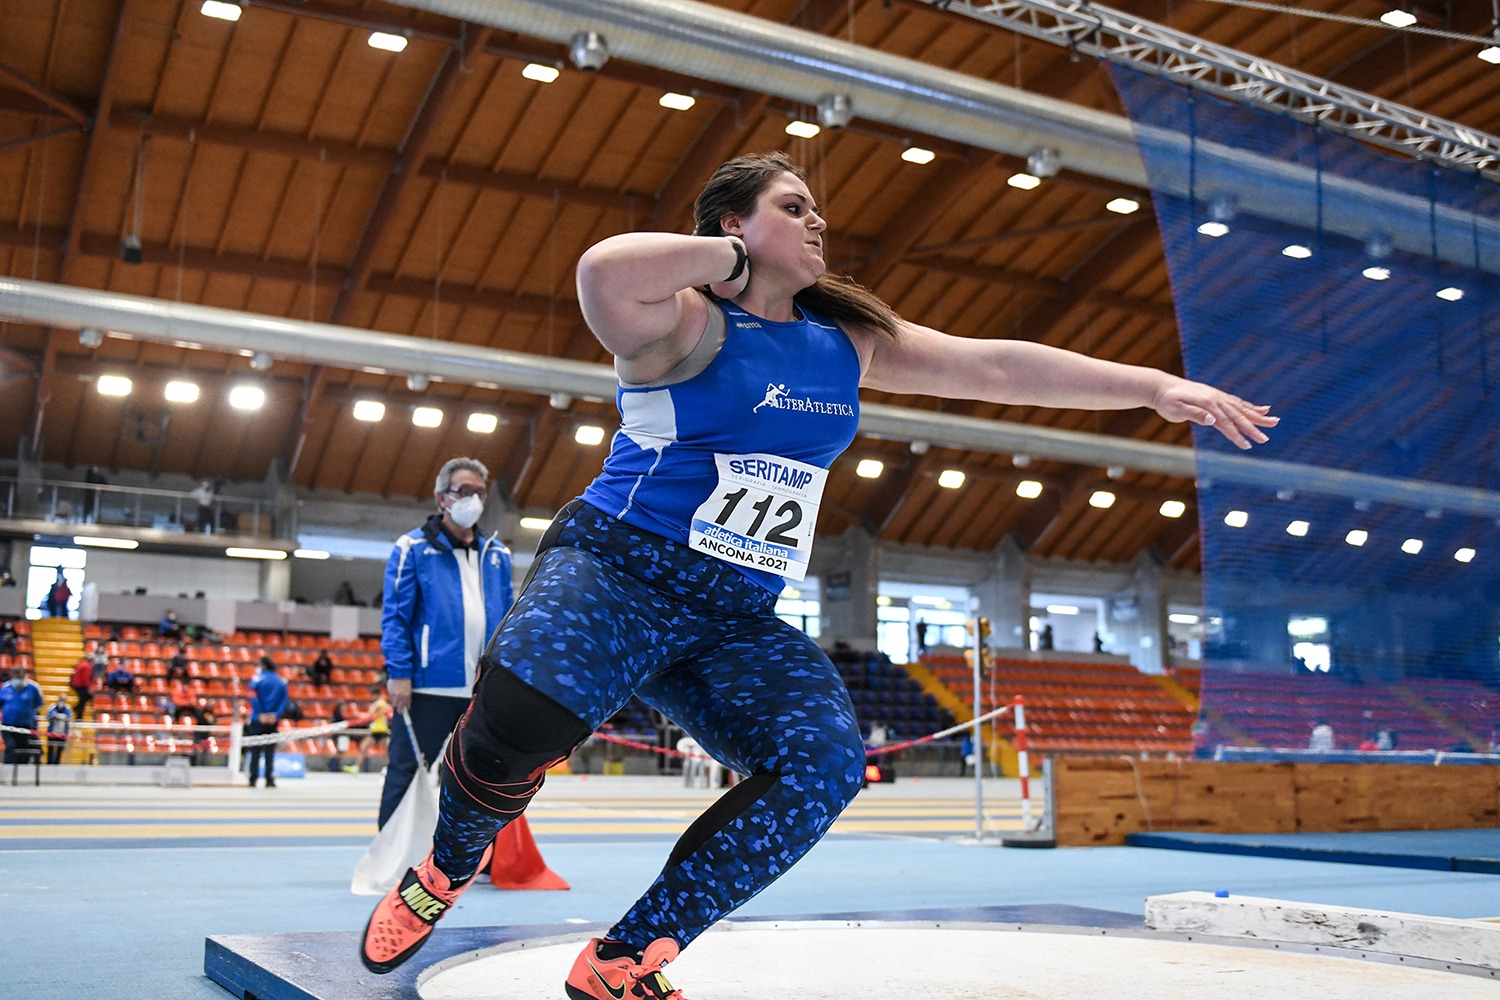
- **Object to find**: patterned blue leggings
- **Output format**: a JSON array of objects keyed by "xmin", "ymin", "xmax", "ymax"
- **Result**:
[{"xmin": 433, "ymin": 501, "xmax": 866, "ymax": 950}]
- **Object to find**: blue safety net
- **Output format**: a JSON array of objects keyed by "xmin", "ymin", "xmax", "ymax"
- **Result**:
[{"xmin": 1110, "ymin": 65, "xmax": 1500, "ymax": 758}]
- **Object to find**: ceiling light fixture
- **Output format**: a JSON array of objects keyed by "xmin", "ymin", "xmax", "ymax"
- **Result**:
[
  {"xmin": 352, "ymin": 400, "xmax": 386, "ymax": 422},
  {"xmin": 1480, "ymin": 44, "xmax": 1500, "ymax": 64},
  {"xmin": 200, "ymin": 0, "xmax": 241, "ymax": 21},
  {"xmin": 1362, "ymin": 266, "xmax": 1391, "ymax": 281},
  {"xmin": 293, "ymin": 549, "xmax": 331, "ymax": 560},
  {"xmin": 79, "ymin": 326, "xmax": 104, "ymax": 348},
  {"xmin": 74, "ymin": 536, "xmax": 139, "ymax": 549},
  {"xmin": 1286, "ymin": 520, "xmax": 1310, "ymax": 537},
  {"xmin": 228, "ymin": 385, "xmax": 265, "ymax": 411},
  {"xmin": 1016, "ymin": 480, "xmax": 1043, "ymax": 499},
  {"xmin": 466, "ymin": 412, "xmax": 499, "ymax": 434},
  {"xmin": 659, "ymin": 92, "xmax": 695, "ymax": 111},
  {"xmin": 1400, "ymin": 538, "xmax": 1423, "ymax": 555},
  {"xmin": 1105, "ymin": 197, "xmax": 1140, "ymax": 214},
  {"xmin": 248, "ymin": 351, "xmax": 273, "ymax": 371},
  {"xmin": 855, "ymin": 459, "xmax": 884, "ymax": 479},
  {"xmin": 1436, "ymin": 286, "xmax": 1465, "ymax": 301},
  {"xmin": 1345, "ymin": 529, "xmax": 1369, "ymax": 546},
  {"xmin": 368, "ymin": 31, "xmax": 408, "ymax": 53},
  {"xmin": 1006, "ymin": 172, "xmax": 1041, "ymax": 190},
  {"xmin": 937, "ymin": 469, "xmax": 965, "ymax": 489},
  {"xmin": 1159, "ymin": 500, "xmax": 1186, "ymax": 518},
  {"xmin": 1224, "ymin": 509, "xmax": 1249, "ymax": 528},
  {"xmin": 1379, "ymin": 10, "xmax": 1417, "ymax": 28},
  {"xmin": 519, "ymin": 517, "xmax": 553, "ymax": 531},
  {"xmin": 522, "ymin": 63, "xmax": 560, "ymax": 83},
  {"xmin": 785, "ymin": 120, "xmax": 821, "ymax": 139},
  {"xmin": 225, "ymin": 547, "xmax": 288, "ymax": 560},
  {"xmin": 1088, "ymin": 490, "xmax": 1116, "ymax": 508},
  {"xmin": 574, "ymin": 424, "xmax": 605, "ymax": 446},
  {"xmin": 96, "ymin": 375, "xmax": 133, "ymax": 397},
  {"xmin": 164, "ymin": 380, "xmax": 200, "ymax": 404},
  {"xmin": 901, "ymin": 146, "xmax": 936, "ymax": 165},
  {"xmin": 411, "ymin": 406, "xmax": 443, "ymax": 428},
  {"xmin": 1197, "ymin": 221, "xmax": 1230, "ymax": 238},
  {"xmin": 1282, "ymin": 244, "xmax": 1312, "ymax": 259},
  {"xmin": 1455, "ymin": 547, "xmax": 1477, "ymax": 562}
]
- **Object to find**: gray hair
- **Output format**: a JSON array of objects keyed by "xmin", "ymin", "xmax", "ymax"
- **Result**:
[{"xmin": 434, "ymin": 457, "xmax": 489, "ymax": 496}]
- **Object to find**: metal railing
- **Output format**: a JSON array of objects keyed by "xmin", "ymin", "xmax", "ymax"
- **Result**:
[{"xmin": 0, "ymin": 476, "xmax": 282, "ymax": 538}]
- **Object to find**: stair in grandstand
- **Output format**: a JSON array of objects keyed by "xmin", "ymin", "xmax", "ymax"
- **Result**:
[{"xmin": 29, "ymin": 617, "xmax": 83, "ymax": 702}]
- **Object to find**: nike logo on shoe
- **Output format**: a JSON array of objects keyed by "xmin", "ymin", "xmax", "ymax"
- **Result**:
[{"xmin": 586, "ymin": 957, "xmax": 629, "ymax": 1000}]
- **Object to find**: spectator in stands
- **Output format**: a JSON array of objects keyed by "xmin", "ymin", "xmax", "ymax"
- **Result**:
[
  {"xmin": 69, "ymin": 655, "xmax": 94, "ymax": 717},
  {"xmin": 90, "ymin": 643, "xmax": 109, "ymax": 689},
  {"xmin": 350, "ymin": 686, "xmax": 392, "ymax": 774},
  {"xmin": 375, "ymin": 456, "xmax": 514, "ymax": 827},
  {"xmin": 307, "ymin": 650, "xmax": 334, "ymax": 689},
  {"xmin": 1, "ymin": 665, "xmax": 44, "ymax": 764},
  {"xmin": 43, "ymin": 568, "xmax": 71, "ymax": 618},
  {"xmin": 0, "ymin": 620, "xmax": 17, "ymax": 656},
  {"xmin": 334, "ymin": 580, "xmax": 358, "ymax": 605},
  {"xmin": 0, "ymin": 568, "xmax": 15, "ymax": 587},
  {"xmin": 85, "ymin": 465, "xmax": 108, "ymax": 523},
  {"xmin": 914, "ymin": 619, "xmax": 928, "ymax": 652},
  {"xmin": 165, "ymin": 644, "xmax": 190, "ymax": 684},
  {"xmin": 1308, "ymin": 718, "xmax": 1335, "ymax": 752},
  {"xmin": 1037, "ymin": 623, "xmax": 1055, "ymax": 651},
  {"xmin": 245, "ymin": 655, "xmax": 289, "ymax": 788},
  {"xmin": 358, "ymin": 151, "xmax": 1279, "ymax": 982},
  {"xmin": 1376, "ymin": 726, "xmax": 1397, "ymax": 751},
  {"xmin": 45, "ymin": 695, "xmax": 72, "ymax": 764},
  {"xmin": 105, "ymin": 662, "xmax": 135, "ymax": 693},
  {"xmin": 158, "ymin": 610, "xmax": 183, "ymax": 640},
  {"xmin": 191, "ymin": 479, "xmax": 217, "ymax": 533}
]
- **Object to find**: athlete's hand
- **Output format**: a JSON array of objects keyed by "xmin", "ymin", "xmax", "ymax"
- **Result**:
[
  {"xmin": 1153, "ymin": 381, "xmax": 1278, "ymax": 450},
  {"xmin": 386, "ymin": 677, "xmax": 413, "ymax": 712}
]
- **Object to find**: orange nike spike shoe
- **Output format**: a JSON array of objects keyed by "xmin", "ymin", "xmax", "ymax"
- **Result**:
[
  {"xmin": 360, "ymin": 850, "xmax": 481, "ymax": 974},
  {"xmin": 564, "ymin": 937, "xmax": 689, "ymax": 1000}
]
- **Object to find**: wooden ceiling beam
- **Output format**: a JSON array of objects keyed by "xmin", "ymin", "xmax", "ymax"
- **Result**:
[
  {"xmin": 114, "ymin": 109, "xmax": 644, "ymax": 213},
  {"xmin": 0, "ymin": 63, "xmax": 90, "ymax": 126},
  {"xmin": 860, "ymin": 450, "xmax": 935, "ymax": 535},
  {"xmin": 112, "ymin": 108, "xmax": 394, "ymax": 169},
  {"xmin": 285, "ymin": 25, "xmax": 492, "ymax": 478},
  {"xmin": 1005, "ymin": 221, "xmax": 1158, "ymax": 344},
  {"xmin": 855, "ymin": 154, "xmax": 1001, "ymax": 290},
  {"xmin": 30, "ymin": 0, "xmax": 139, "ymax": 462}
]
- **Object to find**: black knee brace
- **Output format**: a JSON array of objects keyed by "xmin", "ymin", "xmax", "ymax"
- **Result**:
[{"xmin": 440, "ymin": 661, "xmax": 594, "ymax": 819}]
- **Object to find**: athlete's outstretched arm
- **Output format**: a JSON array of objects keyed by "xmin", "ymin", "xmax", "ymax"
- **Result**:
[{"xmin": 860, "ymin": 320, "xmax": 1277, "ymax": 450}]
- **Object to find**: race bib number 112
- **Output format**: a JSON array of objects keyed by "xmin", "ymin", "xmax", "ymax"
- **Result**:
[{"xmin": 687, "ymin": 453, "xmax": 827, "ymax": 581}]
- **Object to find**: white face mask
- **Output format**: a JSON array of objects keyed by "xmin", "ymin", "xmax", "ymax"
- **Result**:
[{"xmin": 448, "ymin": 494, "xmax": 484, "ymax": 530}]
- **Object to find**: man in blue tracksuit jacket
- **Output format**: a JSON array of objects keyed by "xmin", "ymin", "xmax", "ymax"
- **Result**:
[
  {"xmin": 378, "ymin": 457, "xmax": 514, "ymax": 827},
  {"xmin": 247, "ymin": 655, "xmax": 289, "ymax": 787}
]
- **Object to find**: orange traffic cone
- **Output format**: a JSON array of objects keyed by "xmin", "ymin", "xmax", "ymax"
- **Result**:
[{"xmin": 488, "ymin": 815, "xmax": 569, "ymax": 890}]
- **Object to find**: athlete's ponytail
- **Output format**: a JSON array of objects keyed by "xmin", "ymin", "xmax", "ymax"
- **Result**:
[{"xmin": 691, "ymin": 152, "xmax": 902, "ymax": 342}]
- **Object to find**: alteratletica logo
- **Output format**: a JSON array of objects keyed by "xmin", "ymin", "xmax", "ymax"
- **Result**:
[{"xmin": 752, "ymin": 382, "xmax": 855, "ymax": 416}]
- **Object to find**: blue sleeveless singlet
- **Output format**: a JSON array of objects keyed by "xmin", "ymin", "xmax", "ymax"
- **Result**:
[{"xmin": 580, "ymin": 297, "xmax": 862, "ymax": 591}]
